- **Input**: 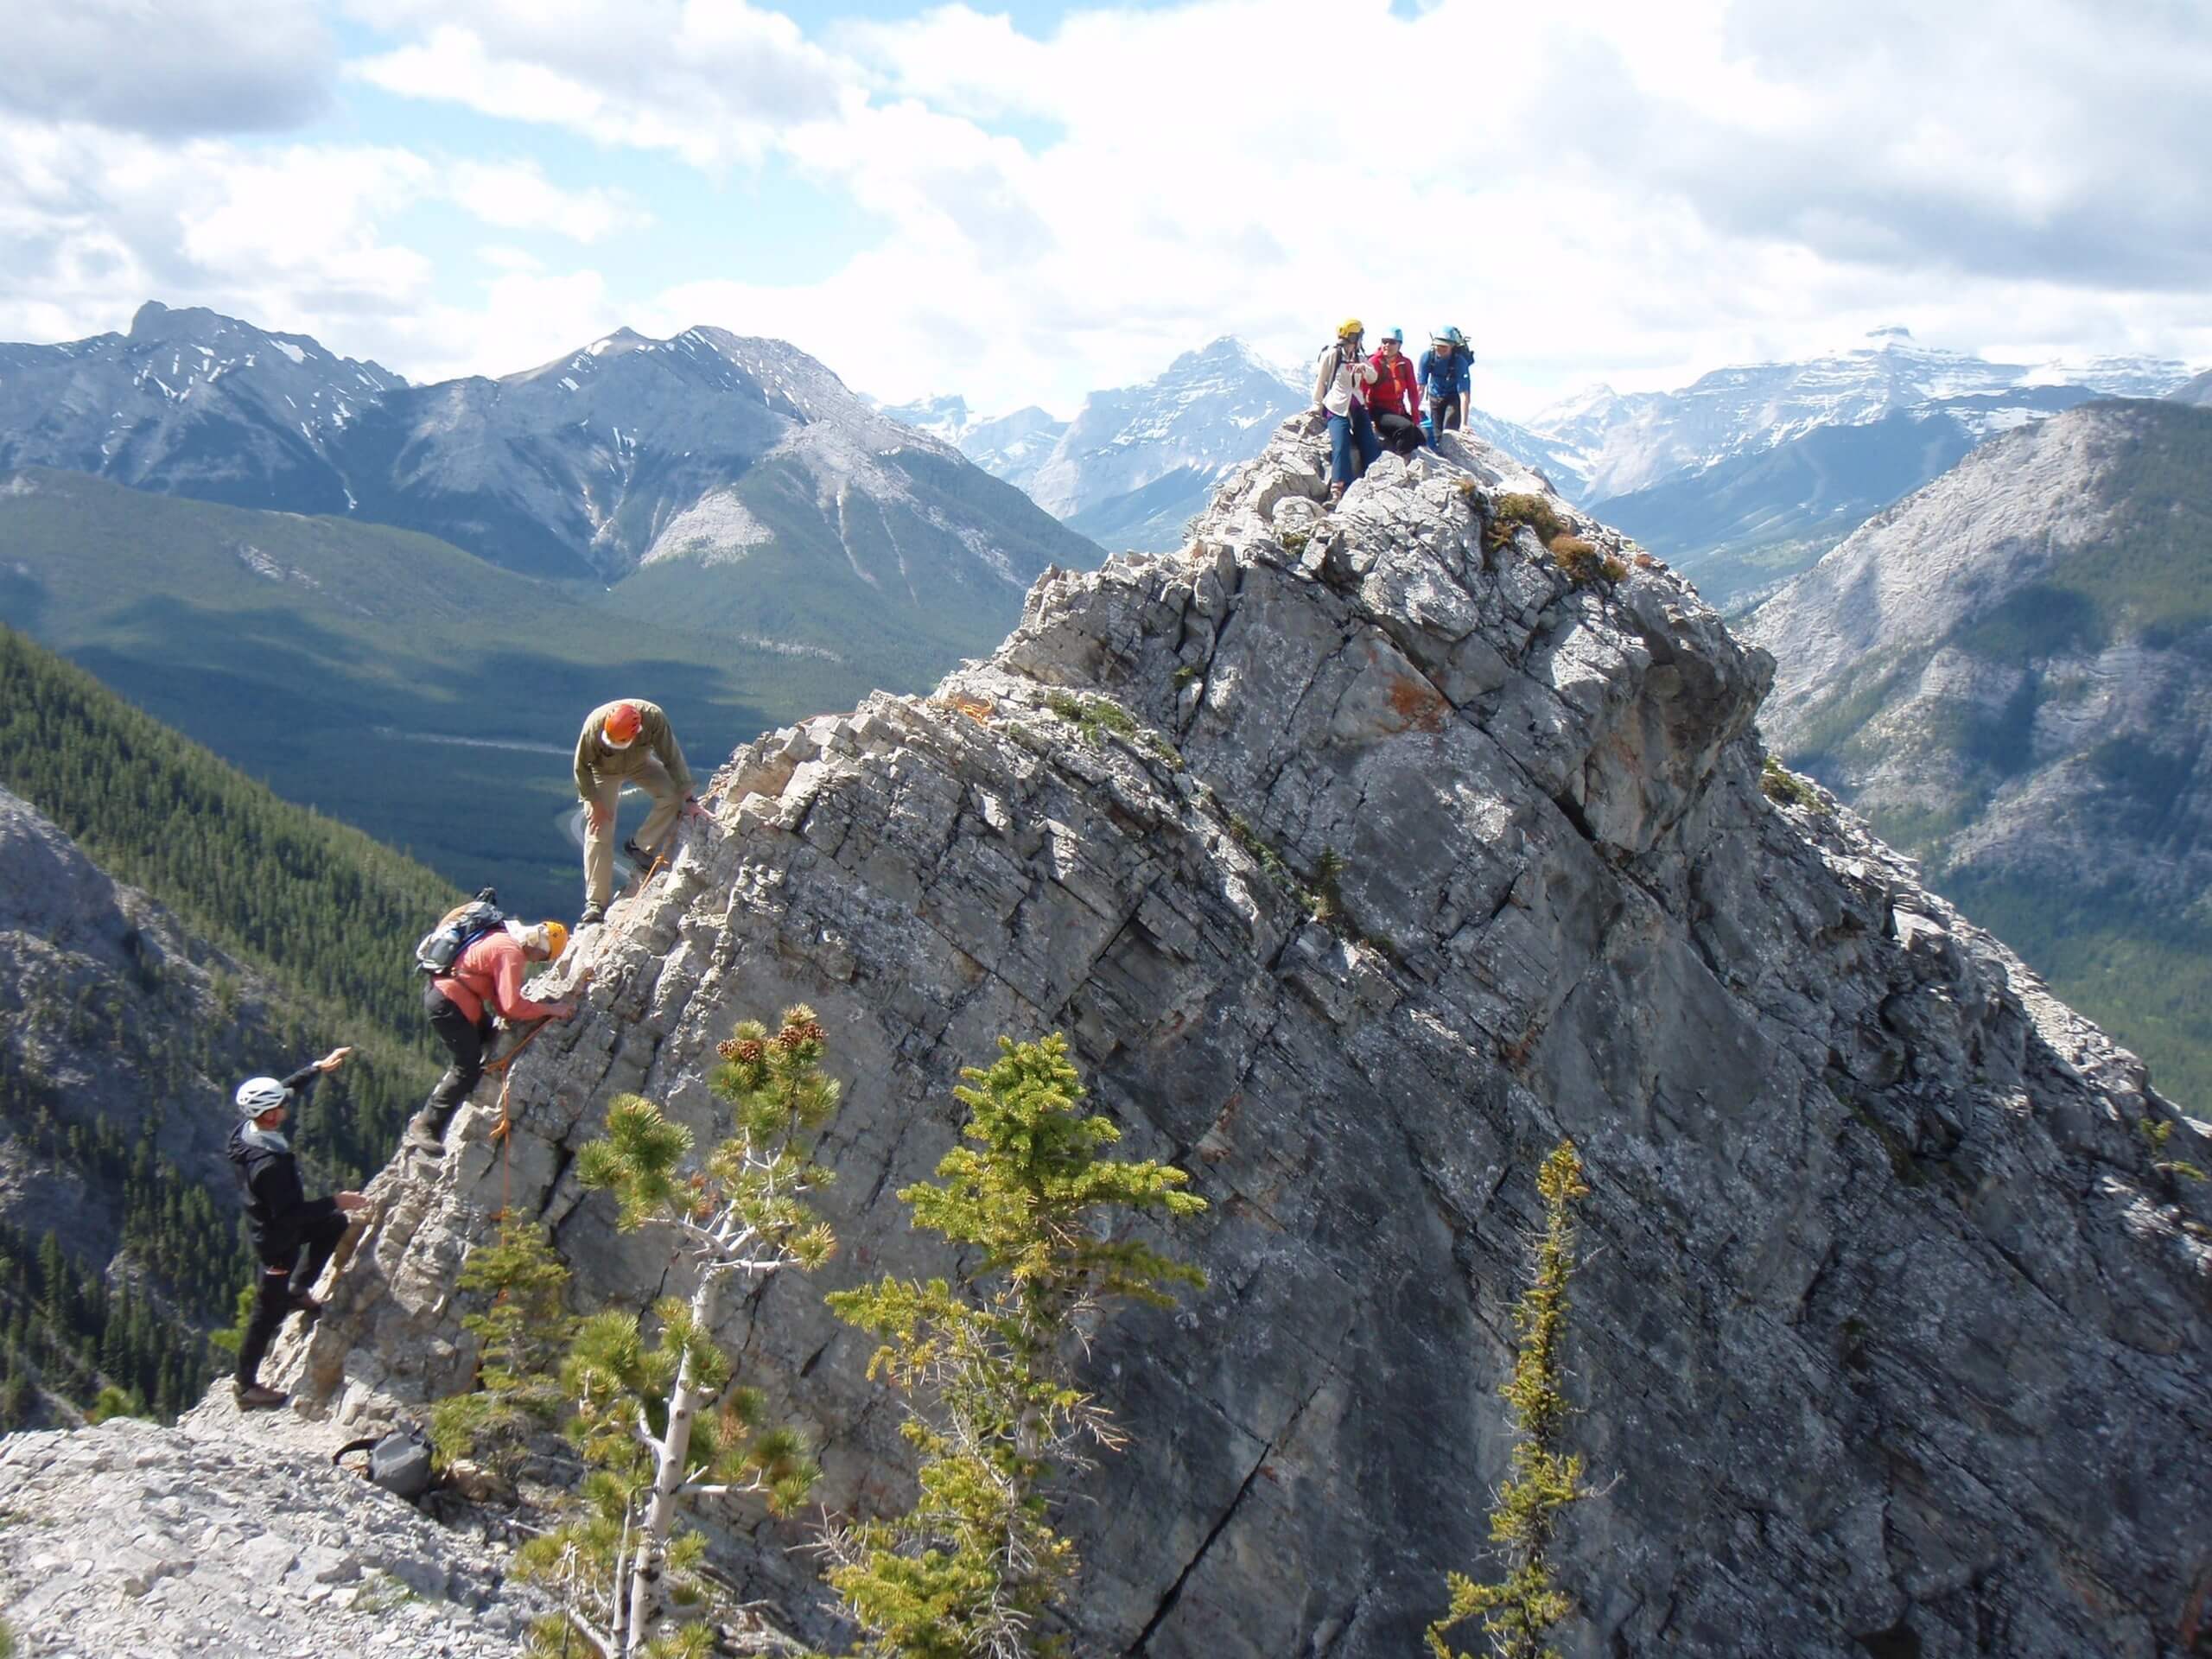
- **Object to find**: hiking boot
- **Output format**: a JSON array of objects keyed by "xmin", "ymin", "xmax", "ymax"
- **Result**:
[
  {"xmin": 233, "ymin": 1382, "xmax": 288, "ymax": 1411},
  {"xmin": 1327, "ymin": 481, "xmax": 1347, "ymax": 509},
  {"xmin": 404, "ymin": 1113, "xmax": 446, "ymax": 1154},
  {"xmin": 289, "ymin": 1290, "xmax": 325, "ymax": 1321},
  {"xmin": 622, "ymin": 837, "xmax": 661, "ymax": 870},
  {"xmin": 578, "ymin": 903, "xmax": 606, "ymax": 927}
]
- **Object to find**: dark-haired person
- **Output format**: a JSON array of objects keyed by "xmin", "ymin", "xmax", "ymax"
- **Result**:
[
  {"xmin": 226, "ymin": 1049, "xmax": 368, "ymax": 1409},
  {"xmin": 574, "ymin": 698, "xmax": 704, "ymax": 927},
  {"xmin": 1367, "ymin": 327, "xmax": 1426, "ymax": 457}
]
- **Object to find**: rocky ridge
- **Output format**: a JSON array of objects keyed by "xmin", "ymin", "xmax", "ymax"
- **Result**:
[{"xmin": 239, "ymin": 412, "xmax": 2210, "ymax": 1658}]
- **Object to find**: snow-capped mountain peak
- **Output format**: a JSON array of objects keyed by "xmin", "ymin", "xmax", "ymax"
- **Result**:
[{"xmin": 1524, "ymin": 333, "xmax": 2198, "ymax": 503}]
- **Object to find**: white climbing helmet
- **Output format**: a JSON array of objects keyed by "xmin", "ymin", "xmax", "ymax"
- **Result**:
[{"xmin": 235, "ymin": 1076, "xmax": 292, "ymax": 1119}]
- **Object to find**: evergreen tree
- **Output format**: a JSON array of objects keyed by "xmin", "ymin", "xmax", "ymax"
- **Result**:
[
  {"xmin": 820, "ymin": 1033, "xmax": 1207, "ymax": 1659},
  {"xmin": 430, "ymin": 1220, "xmax": 576, "ymax": 1478},
  {"xmin": 1426, "ymin": 1141, "xmax": 1592, "ymax": 1659},
  {"xmin": 516, "ymin": 1007, "xmax": 841, "ymax": 1659}
]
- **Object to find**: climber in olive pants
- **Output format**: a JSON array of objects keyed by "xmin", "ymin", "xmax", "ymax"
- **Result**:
[{"xmin": 574, "ymin": 698, "xmax": 705, "ymax": 926}]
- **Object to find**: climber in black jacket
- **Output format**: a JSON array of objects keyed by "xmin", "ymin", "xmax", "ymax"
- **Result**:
[{"xmin": 225, "ymin": 1048, "xmax": 368, "ymax": 1409}]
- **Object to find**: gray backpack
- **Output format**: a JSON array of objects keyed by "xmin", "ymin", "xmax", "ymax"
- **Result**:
[{"xmin": 334, "ymin": 1425, "xmax": 435, "ymax": 1502}]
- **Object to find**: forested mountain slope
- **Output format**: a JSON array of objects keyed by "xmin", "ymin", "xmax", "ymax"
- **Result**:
[
  {"xmin": 0, "ymin": 629, "xmax": 456, "ymax": 1422},
  {"xmin": 1746, "ymin": 398, "xmax": 2212, "ymax": 1106},
  {"xmin": 0, "ymin": 468, "xmax": 870, "ymax": 915}
]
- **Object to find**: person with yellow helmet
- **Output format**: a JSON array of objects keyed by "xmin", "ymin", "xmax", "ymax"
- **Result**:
[
  {"xmin": 406, "ymin": 918, "xmax": 575, "ymax": 1154},
  {"xmin": 1313, "ymin": 317, "xmax": 1382, "ymax": 505},
  {"xmin": 575, "ymin": 697, "xmax": 702, "ymax": 927}
]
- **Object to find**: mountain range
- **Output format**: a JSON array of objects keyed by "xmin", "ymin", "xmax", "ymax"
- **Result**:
[
  {"xmin": 887, "ymin": 327, "xmax": 2199, "ymax": 585},
  {"xmin": 888, "ymin": 335, "xmax": 1578, "ymax": 554},
  {"xmin": 1531, "ymin": 328, "xmax": 2198, "ymax": 605},
  {"xmin": 0, "ymin": 299, "xmax": 1093, "ymax": 600},
  {"xmin": 0, "ymin": 302, "xmax": 1104, "ymax": 912},
  {"xmin": 1746, "ymin": 397, "xmax": 2212, "ymax": 1106}
]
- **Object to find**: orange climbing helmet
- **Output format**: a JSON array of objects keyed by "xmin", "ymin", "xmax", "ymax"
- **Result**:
[{"xmin": 603, "ymin": 702, "xmax": 642, "ymax": 745}]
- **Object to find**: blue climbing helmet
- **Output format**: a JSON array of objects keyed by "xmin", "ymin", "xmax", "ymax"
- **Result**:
[
  {"xmin": 1445, "ymin": 326, "xmax": 1468, "ymax": 349},
  {"xmin": 1382, "ymin": 327, "xmax": 1404, "ymax": 344}
]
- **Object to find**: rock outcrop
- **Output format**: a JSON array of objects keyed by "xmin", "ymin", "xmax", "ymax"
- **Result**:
[
  {"xmin": 264, "ymin": 415, "xmax": 2212, "ymax": 1658},
  {"xmin": 0, "ymin": 1411, "xmax": 546, "ymax": 1656}
]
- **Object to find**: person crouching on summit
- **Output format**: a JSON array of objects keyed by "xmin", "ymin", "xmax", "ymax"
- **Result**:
[
  {"xmin": 575, "ymin": 698, "xmax": 703, "ymax": 927},
  {"xmin": 407, "ymin": 919, "xmax": 575, "ymax": 1153},
  {"xmin": 227, "ymin": 1050, "xmax": 368, "ymax": 1410}
]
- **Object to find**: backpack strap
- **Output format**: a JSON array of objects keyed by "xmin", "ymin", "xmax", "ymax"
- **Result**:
[{"xmin": 333, "ymin": 1437, "xmax": 378, "ymax": 1466}]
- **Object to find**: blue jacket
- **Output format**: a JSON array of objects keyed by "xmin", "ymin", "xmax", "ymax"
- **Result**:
[{"xmin": 1418, "ymin": 347, "xmax": 1471, "ymax": 399}]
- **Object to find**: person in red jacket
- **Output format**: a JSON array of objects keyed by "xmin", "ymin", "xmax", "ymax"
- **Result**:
[
  {"xmin": 1367, "ymin": 327, "xmax": 1425, "ymax": 456},
  {"xmin": 406, "ymin": 918, "xmax": 576, "ymax": 1153}
]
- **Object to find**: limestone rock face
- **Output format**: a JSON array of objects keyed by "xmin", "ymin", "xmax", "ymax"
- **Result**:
[{"xmin": 273, "ymin": 421, "xmax": 2211, "ymax": 1658}]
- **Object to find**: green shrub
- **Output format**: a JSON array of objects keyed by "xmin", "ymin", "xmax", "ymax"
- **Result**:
[
  {"xmin": 1548, "ymin": 536, "xmax": 1600, "ymax": 584},
  {"xmin": 1760, "ymin": 756, "xmax": 1824, "ymax": 813},
  {"xmin": 822, "ymin": 1035, "xmax": 1205, "ymax": 1659},
  {"xmin": 1485, "ymin": 493, "xmax": 1563, "ymax": 550},
  {"xmin": 85, "ymin": 1385, "xmax": 140, "ymax": 1424},
  {"xmin": 1044, "ymin": 690, "xmax": 1141, "ymax": 747}
]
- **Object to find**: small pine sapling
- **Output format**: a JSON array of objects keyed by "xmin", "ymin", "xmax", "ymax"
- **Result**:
[
  {"xmin": 431, "ymin": 1219, "xmax": 575, "ymax": 1478},
  {"xmin": 822, "ymin": 1033, "xmax": 1208, "ymax": 1659},
  {"xmin": 1427, "ymin": 1140, "xmax": 1592, "ymax": 1659},
  {"xmin": 518, "ymin": 1007, "xmax": 841, "ymax": 1659}
]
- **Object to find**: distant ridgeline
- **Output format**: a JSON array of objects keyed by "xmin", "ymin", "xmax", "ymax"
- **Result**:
[
  {"xmin": 0, "ymin": 626, "xmax": 456, "ymax": 1424},
  {"xmin": 1749, "ymin": 399, "xmax": 2212, "ymax": 1109}
]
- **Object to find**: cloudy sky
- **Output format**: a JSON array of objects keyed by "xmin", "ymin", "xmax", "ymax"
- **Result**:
[{"xmin": 3, "ymin": 0, "xmax": 2207, "ymax": 419}]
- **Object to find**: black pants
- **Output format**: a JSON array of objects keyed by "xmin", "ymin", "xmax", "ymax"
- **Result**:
[
  {"xmin": 236, "ymin": 1211, "xmax": 349, "ymax": 1385},
  {"xmin": 423, "ymin": 982, "xmax": 496, "ymax": 1133},
  {"xmin": 1376, "ymin": 410, "xmax": 1425, "ymax": 456},
  {"xmin": 1429, "ymin": 394, "xmax": 1463, "ymax": 434}
]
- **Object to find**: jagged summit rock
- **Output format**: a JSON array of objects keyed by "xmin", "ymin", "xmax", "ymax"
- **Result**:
[{"xmin": 263, "ymin": 416, "xmax": 2209, "ymax": 1658}]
